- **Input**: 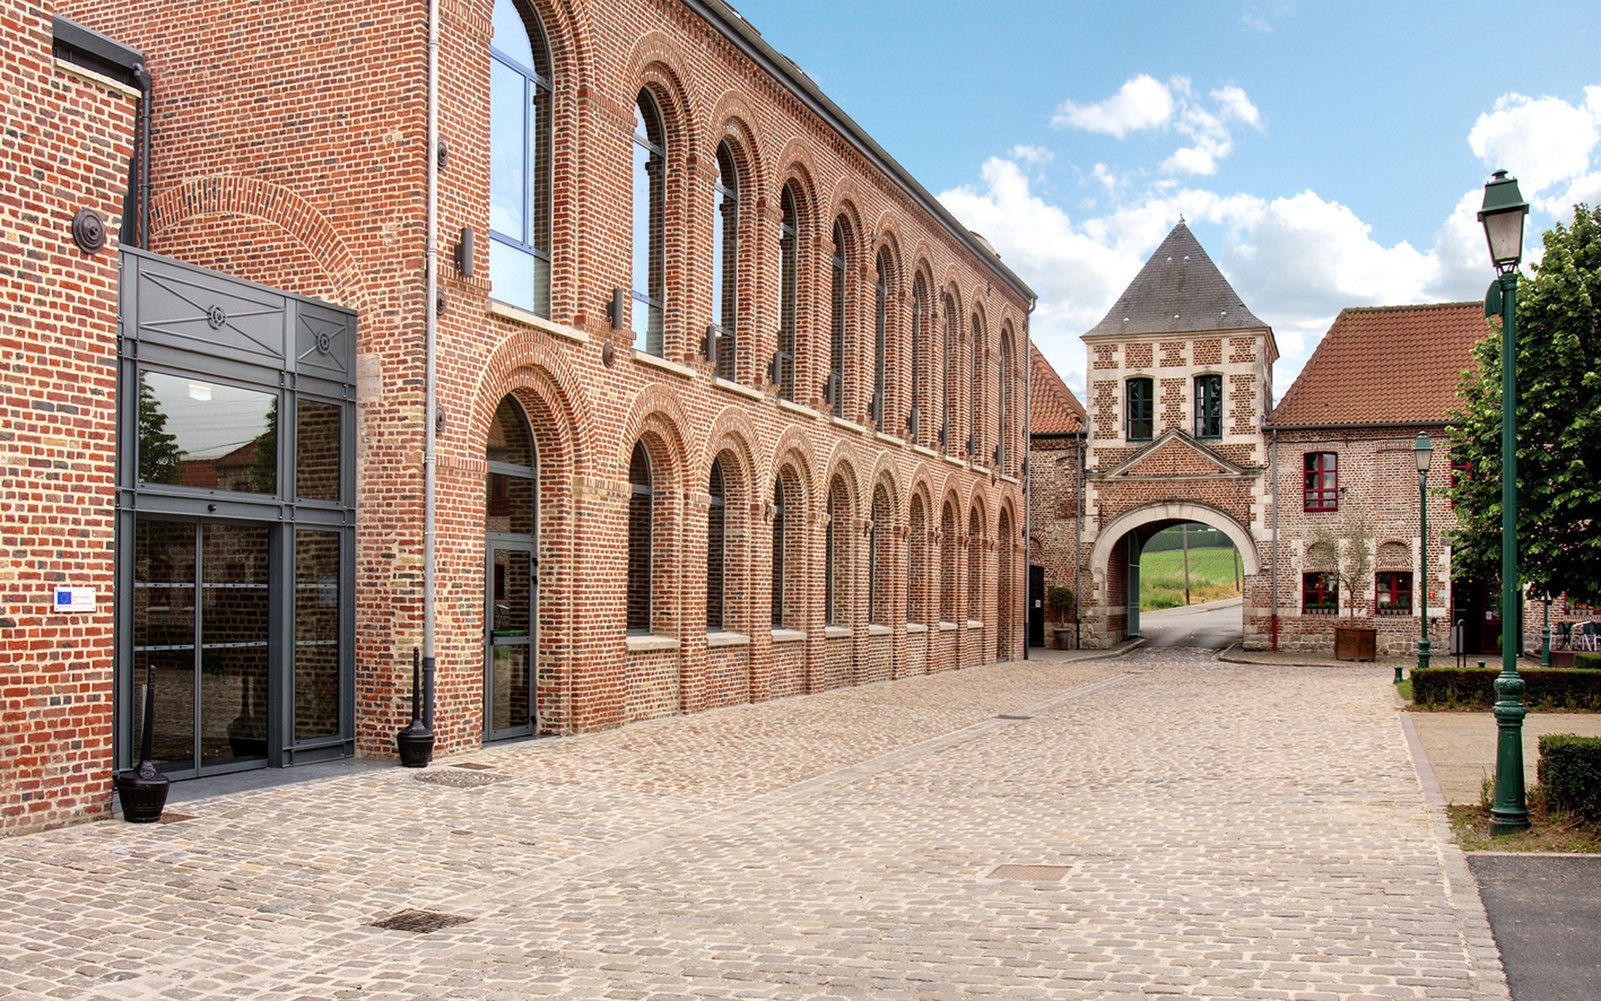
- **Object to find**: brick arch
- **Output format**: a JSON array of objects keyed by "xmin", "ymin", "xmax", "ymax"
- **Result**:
[
  {"xmin": 819, "ymin": 439, "xmax": 864, "ymax": 509},
  {"xmin": 623, "ymin": 33, "xmax": 701, "ymax": 142},
  {"xmin": 905, "ymin": 464, "xmax": 938, "ymax": 524},
  {"xmin": 699, "ymin": 404, "xmax": 759, "ymax": 499},
  {"xmin": 509, "ymin": 0, "xmax": 594, "ymax": 96},
  {"xmin": 704, "ymin": 91, "xmax": 767, "ymax": 190},
  {"xmin": 1090, "ymin": 501, "xmax": 1262, "ymax": 577},
  {"xmin": 619, "ymin": 382, "xmax": 692, "ymax": 485},
  {"xmin": 824, "ymin": 179, "xmax": 866, "ymax": 245},
  {"xmin": 469, "ymin": 327, "xmax": 593, "ymax": 471},
  {"xmin": 965, "ymin": 481, "xmax": 993, "ymax": 535},
  {"xmin": 866, "ymin": 452, "xmax": 901, "ymax": 519},
  {"xmin": 765, "ymin": 424, "xmax": 817, "ymax": 507},
  {"xmin": 150, "ymin": 176, "xmax": 372, "ymax": 317},
  {"xmin": 773, "ymin": 143, "xmax": 820, "ymax": 220},
  {"xmin": 872, "ymin": 224, "xmax": 905, "ymax": 293}
]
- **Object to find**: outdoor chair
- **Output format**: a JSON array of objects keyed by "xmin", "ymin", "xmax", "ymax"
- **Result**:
[{"xmin": 1556, "ymin": 621, "xmax": 1572, "ymax": 650}]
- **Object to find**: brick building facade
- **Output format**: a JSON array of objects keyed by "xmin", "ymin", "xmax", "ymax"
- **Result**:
[
  {"xmin": 1029, "ymin": 224, "xmax": 1499, "ymax": 660},
  {"xmin": 2, "ymin": 0, "xmax": 1034, "ymax": 834}
]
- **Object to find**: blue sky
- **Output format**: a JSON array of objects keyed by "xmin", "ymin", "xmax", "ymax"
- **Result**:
[{"xmin": 729, "ymin": 0, "xmax": 1601, "ymax": 401}]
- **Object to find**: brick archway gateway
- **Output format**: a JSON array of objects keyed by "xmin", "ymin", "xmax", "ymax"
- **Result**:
[{"xmin": 1086, "ymin": 501, "xmax": 1261, "ymax": 647}]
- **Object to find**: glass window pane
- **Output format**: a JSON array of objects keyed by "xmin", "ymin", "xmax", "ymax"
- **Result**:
[
  {"xmin": 200, "ymin": 523, "xmax": 270, "ymax": 767},
  {"xmin": 489, "ymin": 60, "xmax": 525, "ymax": 240},
  {"xmin": 139, "ymin": 371, "xmax": 277, "ymax": 494},
  {"xmin": 490, "ymin": 240, "xmax": 537, "ymax": 314},
  {"xmin": 294, "ymin": 530, "xmax": 341, "ymax": 743},
  {"xmin": 490, "ymin": 0, "xmax": 536, "ymax": 70},
  {"xmin": 133, "ymin": 519, "xmax": 196, "ymax": 773},
  {"xmin": 295, "ymin": 398, "xmax": 341, "ymax": 502}
]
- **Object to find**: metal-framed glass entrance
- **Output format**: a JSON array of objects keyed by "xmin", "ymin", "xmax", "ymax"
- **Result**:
[
  {"xmin": 116, "ymin": 248, "xmax": 356, "ymax": 775},
  {"xmin": 485, "ymin": 396, "xmax": 538, "ymax": 739}
]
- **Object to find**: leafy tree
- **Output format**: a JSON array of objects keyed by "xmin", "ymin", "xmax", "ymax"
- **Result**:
[
  {"xmin": 1447, "ymin": 203, "xmax": 1601, "ymax": 604},
  {"xmin": 136, "ymin": 378, "xmax": 183, "ymax": 484},
  {"xmin": 1311, "ymin": 508, "xmax": 1373, "ymax": 620}
]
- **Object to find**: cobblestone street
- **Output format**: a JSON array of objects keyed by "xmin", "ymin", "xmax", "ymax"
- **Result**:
[{"xmin": 0, "ymin": 650, "xmax": 1506, "ymax": 1000}]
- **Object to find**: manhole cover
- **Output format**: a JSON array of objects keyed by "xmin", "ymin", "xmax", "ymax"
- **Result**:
[
  {"xmin": 987, "ymin": 864, "xmax": 1070, "ymax": 881},
  {"xmin": 367, "ymin": 909, "xmax": 475, "ymax": 933},
  {"xmin": 450, "ymin": 762, "xmax": 497, "ymax": 771},
  {"xmin": 413, "ymin": 769, "xmax": 505, "ymax": 788}
]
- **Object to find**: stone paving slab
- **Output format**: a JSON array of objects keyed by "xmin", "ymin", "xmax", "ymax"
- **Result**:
[{"xmin": 0, "ymin": 651, "xmax": 1506, "ymax": 1000}]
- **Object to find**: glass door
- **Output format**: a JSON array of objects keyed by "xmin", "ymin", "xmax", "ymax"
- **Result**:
[
  {"xmin": 486, "ymin": 543, "xmax": 536, "ymax": 739},
  {"xmin": 132, "ymin": 519, "xmax": 272, "ymax": 776}
]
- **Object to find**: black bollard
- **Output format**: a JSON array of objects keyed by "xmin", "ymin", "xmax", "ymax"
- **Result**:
[
  {"xmin": 396, "ymin": 647, "xmax": 435, "ymax": 767},
  {"xmin": 115, "ymin": 676, "xmax": 170, "ymax": 822}
]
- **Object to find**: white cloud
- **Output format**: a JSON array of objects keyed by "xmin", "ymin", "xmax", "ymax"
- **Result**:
[
  {"xmin": 1051, "ymin": 74, "xmax": 1174, "ymax": 138},
  {"xmin": 1056, "ymin": 75, "xmax": 1262, "ymax": 176},
  {"xmin": 1241, "ymin": 0, "xmax": 1294, "ymax": 32},
  {"xmin": 1468, "ymin": 91, "xmax": 1600, "ymax": 195},
  {"xmin": 1009, "ymin": 144, "xmax": 1054, "ymax": 167}
]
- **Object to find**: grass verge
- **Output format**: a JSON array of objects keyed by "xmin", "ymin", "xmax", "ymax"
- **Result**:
[{"xmin": 1448, "ymin": 801, "xmax": 1601, "ymax": 852}]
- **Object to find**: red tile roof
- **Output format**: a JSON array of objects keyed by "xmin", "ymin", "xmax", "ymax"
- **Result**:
[
  {"xmin": 1267, "ymin": 302, "xmax": 1490, "ymax": 427},
  {"xmin": 1030, "ymin": 343, "xmax": 1085, "ymax": 434}
]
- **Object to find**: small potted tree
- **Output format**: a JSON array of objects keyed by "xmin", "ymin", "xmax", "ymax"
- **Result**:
[
  {"xmin": 1314, "ymin": 513, "xmax": 1376, "ymax": 661},
  {"xmin": 1047, "ymin": 585, "xmax": 1076, "ymax": 650}
]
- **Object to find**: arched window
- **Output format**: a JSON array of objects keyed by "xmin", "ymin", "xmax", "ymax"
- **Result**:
[
  {"xmin": 872, "ymin": 250, "xmax": 889, "ymax": 428},
  {"xmin": 940, "ymin": 500, "xmax": 957, "ymax": 622},
  {"xmin": 825, "ymin": 480, "xmax": 843, "ymax": 625},
  {"xmin": 486, "ymin": 396, "xmax": 537, "ymax": 536},
  {"xmin": 632, "ymin": 91, "xmax": 666, "ymax": 354},
  {"xmin": 907, "ymin": 494, "xmax": 926, "ymax": 623},
  {"xmin": 771, "ymin": 475, "xmax": 785, "ymax": 626},
  {"xmin": 828, "ymin": 220, "xmax": 847, "ymax": 415},
  {"xmin": 870, "ymin": 484, "xmax": 891, "ymax": 624},
  {"xmin": 942, "ymin": 292, "xmax": 958, "ymax": 454},
  {"xmin": 776, "ymin": 186, "xmax": 798, "ymax": 400},
  {"xmin": 967, "ymin": 507, "xmax": 983, "ymax": 621},
  {"xmin": 970, "ymin": 314, "xmax": 984, "ymax": 461},
  {"xmin": 627, "ymin": 442, "xmax": 653, "ymax": 631},
  {"xmin": 909, "ymin": 273, "xmax": 927, "ymax": 442},
  {"xmin": 489, "ymin": 0, "xmax": 552, "ymax": 316},
  {"xmin": 706, "ymin": 458, "xmax": 726, "ymax": 631},
  {"xmin": 998, "ymin": 331, "xmax": 1014, "ymax": 471},
  {"xmin": 711, "ymin": 142, "xmax": 738, "ymax": 380},
  {"xmin": 1126, "ymin": 377, "xmax": 1153, "ymax": 441}
]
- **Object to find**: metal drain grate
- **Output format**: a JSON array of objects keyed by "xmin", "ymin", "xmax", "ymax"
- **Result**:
[
  {"xmin": 413, "ymin": 769, "xmax": 505, "ymax": 788},
  {"xmin": 994, "ymin": 714, "xmax": 1034, "ymax": 721},
  {"xmin": 367, "ymin": 909, "xmax": 475, "ymax": 934},
  {"xmin": 450, "ymin": 762, "xmax": 497, "ymax": 771},
  {"xmin": 157, "ymin": 812, "xmax": 196, "ymax": 825},
  {"xmin": 987, "ymin": 864, "xmax": 1070, "ymax": 881}
]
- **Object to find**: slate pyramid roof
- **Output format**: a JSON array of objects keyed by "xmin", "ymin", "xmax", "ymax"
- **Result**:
[
  {"xmin": 1266, "ymin": 302, "xmax": 1487, "ymax": 427},
  {"xmin": 1029, "ymin": 343, "xmax": 1085, "ymax": 434},
  {"xmin": 1083, "ymin": 221, "xmax": 1267, "ymax": 339}
]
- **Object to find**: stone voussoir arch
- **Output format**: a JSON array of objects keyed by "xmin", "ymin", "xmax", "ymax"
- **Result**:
[{"xmin": 1090, "ymin": 501, "xmax": 1263, "ymax": 576}]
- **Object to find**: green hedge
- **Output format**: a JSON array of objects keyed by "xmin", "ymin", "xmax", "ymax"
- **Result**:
[
  {"xmin": 1575, "ymin": 652, "xmax": 1601, "ymax": 670},
  {"xmin": 1537, "ymin": 733, "xmax": 1601, "ymax": 820},
  {"xmin": 1411, "ymin": 667, "xmax": 1601, "ymax": 710}
]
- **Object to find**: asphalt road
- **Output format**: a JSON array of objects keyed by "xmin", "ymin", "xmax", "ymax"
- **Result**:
[
  {"xmin": 1138, "ymin": 596, "xmax": 1244, "ymax": 649},
  {"xmin": 1467, "ymin": 854, "xmax": 1601, "ymax": 1001}
]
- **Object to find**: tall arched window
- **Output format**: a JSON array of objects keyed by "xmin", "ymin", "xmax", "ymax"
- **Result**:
[
  {"xmin": 627, "ymin": 442, "xmax": 653, "ymax": 632},
  {"xmin": 825, "ymin": 480, "xmax": 842, "ymax": 625},
  {"xmin": 942, "ymin": 292, "xmax": 958, "ymax": 454},
  {"xmin": 998, "ymin": 331, "xmax": 1013, "ymax": 471},
  {"xmin": 939, "ymin": 500, "xmax": 957, "ymax": 622},
  {"xmin": 828, "ymin": 220, "xmax": 847, "ymax": 415},
  {"xmin": 907, "ymin": 494, "xmax": 926, "ymax": 623},
  {"xmin": 770, "ymin": 475, "xmax": 785, "ymax": 626},
  {"xmin": 776, "ymin": 186, "xmax": 798, "ymax": 400},
  {"xmin": 711, "ymin": 142, "xmax": 738, "ymax": 380},
  {"xmin": 967, "ymin": 507, "xmax": 983, "ymax": 621},
  {"xmin": 870, "ymin": 484, "xmax": 891, "ymax": 624},
  {"xmin": 970, "ymin": 314, "xmax": 984, "ymax": 461},
  {"xmin": 706, "ymin": 458, "xmax": 727, "ymax": 630},
  {"xmin": 909, "ymin": 273, "xmax": 927, "ymax": 442},
  {"xmin": 872, "ymin": 250, "xmax": 889, "ymax": 428},
  {"xmin": 489, "ymin": 0, "xmax": 552, "ymax": 316},
  {"xmin": 632, "ymin": 91, "xmax": 666, "ymax": 355}
]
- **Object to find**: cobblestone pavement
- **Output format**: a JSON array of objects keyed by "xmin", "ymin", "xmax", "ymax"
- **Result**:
[{"xmin": 0, "ymin": 650, "xmax": 1506, "ymax": 1000}]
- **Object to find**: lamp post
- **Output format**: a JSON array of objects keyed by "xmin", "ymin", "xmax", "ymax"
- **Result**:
[
  {"xmin": 1409, "ymin": 432, "xmax": 1434, "ymax": 684},
  {"xmin": 1479, "ymin": 169, "xmax": 1530, "ymax": 835}
]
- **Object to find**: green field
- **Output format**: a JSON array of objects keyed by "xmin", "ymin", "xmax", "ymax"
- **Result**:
[{"xmin": 1140, "ymin": 545, "xmax": 1242, "ymax": 611}]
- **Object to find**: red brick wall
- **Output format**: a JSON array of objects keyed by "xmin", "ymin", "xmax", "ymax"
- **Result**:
[
  {"xmin": 0, "ymin": 4, "xmax": 136, "ymax": 833},
  {"xmin": 56, "ymin": 0, "xmax": 1029, "ymax": 775}
]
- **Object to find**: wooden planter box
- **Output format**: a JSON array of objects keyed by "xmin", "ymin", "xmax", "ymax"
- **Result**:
[{"xmin": 1334, "ymin": 625, "xmax": 1377, "ymax": 662}]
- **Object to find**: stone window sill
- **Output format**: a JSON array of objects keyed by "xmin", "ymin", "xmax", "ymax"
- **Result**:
[
  {"xmin": 867, "ymin": 623, "xmax": 892, "ymax": 636},
  {"xmin": 706, "ymin": 630, "xmax": 750, "ymax": 648},
  {"xmin": 712, "ymin": 377, "xmax": 763, "ymax": 401},
  {"xmin": 907, "ymin": 622, "xmax": 928, "ymax": 634},
  {"xmin": 625, "ymin": 633, "xmax": 679, "ymax": 653},
  {"xmin": 776, "ymin": 398, "xmax": 818, "ymax": 420},
  {"xmin": 771, "ymin": 628, "xmax": 807, "ymax": 644},
  {"xmin": 633, "ymin": 350, "xmax": 696, "ymax": 379},
  {"xmin": 939, "ymin": 621, "xmax": 959, "ymax": 632},
  {"xmin": 488, "ymin": 299, "xmax": 589, "ymax": 343},
  {"xmin": 824, "ymin": 625, "xmax": 853, "ymax": 639},
  {"xmin": 967, "ymin": 619, "xmax": 984, "ymax": 630}
]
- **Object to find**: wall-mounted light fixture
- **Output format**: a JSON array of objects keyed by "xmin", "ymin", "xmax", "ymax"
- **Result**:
[{"xmin": 455, "ymin": 227, "xmax": 474, "ymax": 278}]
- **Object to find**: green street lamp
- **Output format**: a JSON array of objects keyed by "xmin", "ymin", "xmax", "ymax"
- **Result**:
[
  {"xmin": 1409, "ymin": 432, "xmax": 1434, "ymax": 684},
  {"xmin": 1479, "ymin": 169, "xmax": 1530, "ymax": 835}
]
